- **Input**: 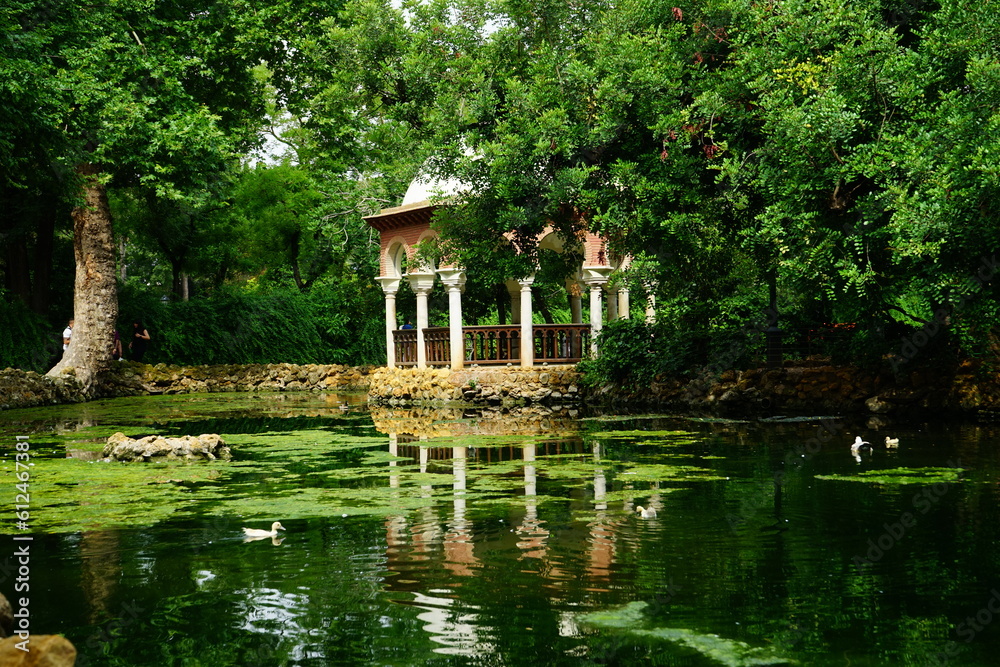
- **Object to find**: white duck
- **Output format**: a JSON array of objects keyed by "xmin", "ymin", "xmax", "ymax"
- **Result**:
[
  {"xmin": 850, "ymin": 436, "xmax": 871, "ymax": 456},
  {"xmin": 636, "ymin": 506, "xmax": 657, "ymax": 519},
  {"xmin": 242, "ymin": 521, "xmax": 285, "ymax": 539},
  {"xmin": 884, "ymin": 436, "xmax": 899, "ymax": 448}
]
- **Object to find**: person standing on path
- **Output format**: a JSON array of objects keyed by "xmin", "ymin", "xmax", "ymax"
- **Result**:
[
  {"xmin": 129, "ymin": 320, "xmax": 150, "ymax": 362},
  {"xmin": 62, "ymin": 319, "xmax": 74, "ymax": 351}
]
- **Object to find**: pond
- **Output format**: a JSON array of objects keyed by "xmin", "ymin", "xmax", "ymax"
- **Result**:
[{"xmin": 2, "ymin": 392, "xmax": 1000, "ymax": 666}]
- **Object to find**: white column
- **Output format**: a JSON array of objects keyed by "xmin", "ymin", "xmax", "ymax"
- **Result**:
[
  {"xmin": 606, "ymin": 286, "xmax": 619, "ymax": 321},
  {"xmin": 618, "ymin": 288, "xmax": 631, "ymax": 320},
  {"xmin": 407, "ymin": 271, "xmax": 436, "ymax": 369},
  {"xmin": 583, "ymin": 267, "xmax": 612, "ymax": 356},
  {"xmin": 519, "ymin": 276, "xmax": 535, "ymax": 368},
  {"xmin": 589, "ymin": 283, "xmax": 603, "ymax": 355},
  {"xmin": 376, "ymin": 276, "xmax": 401, "ymax": 368},
  {"xmin": 438, "ymin": 268, "xmax": 467, "ymax": 370}
]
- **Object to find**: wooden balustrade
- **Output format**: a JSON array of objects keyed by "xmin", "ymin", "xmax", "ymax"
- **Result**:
[
  {"xmin": 464, "ymin": 325, "xmax": 521, "ymax": 365},
  {"xmin": 394, "ymin": 329, "xmax": 417, "ymax": 367},
  {"xmin": 424, "ymin": 327, "xmax": 451, "ymax": 365},
  {"xmin": 392, "ymin": 324, "xmax": 591, "ymax": 367},
  {"xmin": 533, "ymin": 324, "xmax": 590, "ymax": 363}
]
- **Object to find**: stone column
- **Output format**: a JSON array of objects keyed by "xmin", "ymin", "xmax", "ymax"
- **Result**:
[
  {"xmin": 376, "ymin": 276, "xmax": 401, "ymax": 368},
  {"xmin": 618, "ymin": 288, "xmax": 631, "ymax": 320},
  {"xmin": 583, "ymin": 266, "xmax": 612, "ymax": 356},
  {"xmin": 519, "ymin": 276, "xmax": 535, "ymax": 367},
  {"xmin": 407, "ymin": 270, "xmax": 436, "ymax": 369},
  {"xmin": 606, "ymin": 286, "xmax": 619, "ymax": 321},
  {"xmin": 438, "ymin": 268, "xmax": 467, "ymax": 370}
]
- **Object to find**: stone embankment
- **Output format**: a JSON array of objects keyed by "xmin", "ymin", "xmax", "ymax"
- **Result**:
[
  {"xmin": 3, "ymin": 358, "xmax": 1000, "ymax": 417},
  {"xmin": 0, "ymin": 362, "xmax": 376, "ymax": 411},
  {"xmin": 604, "ymin": 358, "xmax": 1000, "ymax": 417},
  {"xmin": 366, "ymin": 365, "xmax": 583, "ymax": 406}
]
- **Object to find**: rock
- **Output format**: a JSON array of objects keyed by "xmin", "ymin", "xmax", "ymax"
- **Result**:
[
  {"xmin": 0, "ymin": 634, "xmax": 77, "ymax": 666},
  {"xmin": 0, "ymin": 593, "xmax": 11, "ymax": 638},
  {"xmin": 102, "ymin": 433, "xmax": 231, "ymax": 462},
  {"xmin": 865, "ymin": 395, "xmax": 892, "ymax": 414}
]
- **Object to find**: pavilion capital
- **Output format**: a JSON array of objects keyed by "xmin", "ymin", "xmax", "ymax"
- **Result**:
[
  {"xmin": 406, "ymin": 270, "xmax": 437, "ymax": 294},
  {"xmin": 581, "ymin": 265, "xmax": 613, "ymax": 286},
  {"xmin": 436, "ymin": 267, "xmax": 467, "ymax": 290},
  {"xmin": 376, "ymin": 276, "xmax": 401, "ymax": 295}
]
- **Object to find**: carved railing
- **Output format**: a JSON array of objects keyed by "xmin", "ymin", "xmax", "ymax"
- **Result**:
[
  {"xmin": 393, "ymin": 324, "xmax": 591, "ymax": 367},
  {"xmin": 424, "ymin": 327, "xmax": 451, "ymax": 365},
  {"xmin": 394, "ymin": 329, "xmax": 418, "ymax": 367},
  {"xmin": 464, "ymin": 325, "xmax": 521, "ymax": 365},
  {"xmin": 533, "ymin": 324, "xmax": 590, "ymax": 363}
]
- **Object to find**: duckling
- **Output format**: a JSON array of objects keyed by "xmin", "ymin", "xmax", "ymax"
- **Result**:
[
  {"xmin": 636, "ymin": 505, "xmax": 657, "ymax": 519},
  {"xmin": 885, "ymin": 436, "xmax": 899, "ymax": 448},
  {"xmin": 242, "ymin": 521, "xmax": 285, "ymax": 539}
]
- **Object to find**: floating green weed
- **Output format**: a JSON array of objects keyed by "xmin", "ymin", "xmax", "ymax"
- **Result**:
[
  {"xmin": 589, "ymin": 430, "xmax": 698, "ymax": 440},
  {"xmin": 815, "ymin": 467, "xmax": 964, "ymax": 485},
  {"xmin": 578, "ymin": 601, "xmax": 796, "ymax": 666}
]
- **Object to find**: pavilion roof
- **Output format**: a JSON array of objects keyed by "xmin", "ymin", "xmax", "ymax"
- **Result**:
[{"xmin": 363, "ymin": 200, "xmax": 439, "ymax": 232}]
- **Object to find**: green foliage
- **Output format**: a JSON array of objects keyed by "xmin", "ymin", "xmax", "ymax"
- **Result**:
[
  {"xmin": 0, "ymin": 294, "xmax": 60, "ymax": 372},
  {"xmin": 580, "ymin": 319, "xmax": 699, "ymax": 389},
  {"xmin": 116, "ymin": 282, "xmax": 385, "ymax": 366}
]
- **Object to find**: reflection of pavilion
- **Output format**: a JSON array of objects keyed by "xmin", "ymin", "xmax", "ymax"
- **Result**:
[
  {"xmin": 374, "ymin": 406, "xmax": 664, "ymax": 656},
  {"xmin": 364, "ymin": 172, "xmax": 635, "ymax": 370}
]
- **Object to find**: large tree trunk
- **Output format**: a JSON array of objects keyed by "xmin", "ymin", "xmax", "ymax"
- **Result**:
[{"xmin": 47, "ymin": 164, "xmax": 118, "ymax": 391}]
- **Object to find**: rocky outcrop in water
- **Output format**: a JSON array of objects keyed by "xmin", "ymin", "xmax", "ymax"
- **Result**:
[
  {"xmin": 103, "ymin": 432, "xmax": 231, "ymax": 462},
  {"xmin": 0, "ymin": 634, "xmax": 77, "ymax": 666}
]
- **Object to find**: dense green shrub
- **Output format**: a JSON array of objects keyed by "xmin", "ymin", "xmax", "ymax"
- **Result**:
[
  {"xmin": 116, "ymin": 281, "xmax": 385, "ymax": 366},
  {"xmin": 0, "ymin": 296, "xmax": 61, "ymax": 372},
  {"xmin": 580, "ymin": 319, "xmax": 704, "ymax": 388}
]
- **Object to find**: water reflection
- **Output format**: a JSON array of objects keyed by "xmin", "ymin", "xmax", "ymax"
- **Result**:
[
  {"xmin": 8, "ymin": 396, "xmax": 1000, "ymax": 665},
  {"xmin": 375, "ymin": 406, "xmax": 663, "ymax": 653}
]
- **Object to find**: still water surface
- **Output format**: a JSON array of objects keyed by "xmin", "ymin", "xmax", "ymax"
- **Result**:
[{"xmin": 2, "ymin": 393, "xmax": 1000, "ymax": 665}]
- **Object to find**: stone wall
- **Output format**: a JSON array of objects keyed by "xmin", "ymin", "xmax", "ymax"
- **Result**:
[
  {"xmin": 4, "ymin": 358, "xmax": 1000, "ymax": 416},
  {"xmin": 366, "ymin": 365, "xmax": 584, "ymax": 406},
  {"xmin": 603, "ymin": 359, "xmax": 1000, "ymax": 417},
  {"xmin": 0, "ymin": 368, "xmax": 85, "ymax": 410},
  {"xmin": 0, "ymin": 362, "xmax": 377, "ymax": 411}
]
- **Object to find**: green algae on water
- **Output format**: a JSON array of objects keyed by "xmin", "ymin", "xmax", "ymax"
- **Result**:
[
  {"xmin": 815, "ymin": 467, "xmax": 964, "ymax": 485},
  {"xmin": 578, "ymin": 601, "xmax": 796, "ymax": 666}
]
